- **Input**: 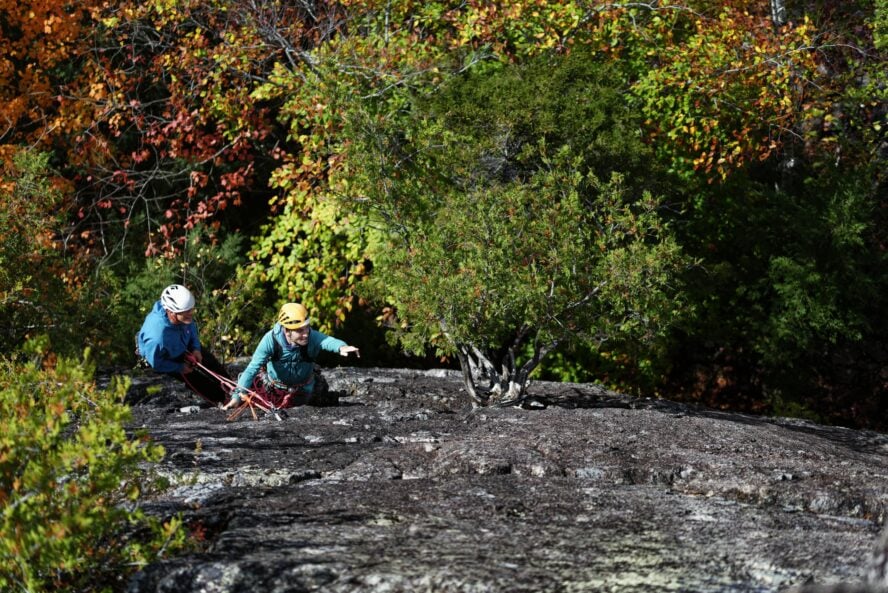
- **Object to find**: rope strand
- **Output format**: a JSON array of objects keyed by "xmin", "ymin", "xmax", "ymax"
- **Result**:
[{"xmin": 190, "ymin": 358, "xmax": 279, "ymax": 421}]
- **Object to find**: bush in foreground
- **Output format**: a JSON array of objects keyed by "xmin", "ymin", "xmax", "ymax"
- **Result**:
[{"xmin": 0, "ymin": 342, "xmax": 185, "ymax": 592}]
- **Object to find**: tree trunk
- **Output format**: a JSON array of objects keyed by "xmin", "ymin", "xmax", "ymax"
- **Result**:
[
  {"xmin": 770, "ymin": 0, "xmax": 787, "ymax": 26},
  {"xmin": 454, "ymin": 338, "xmax": 558, "ymax": 407}
]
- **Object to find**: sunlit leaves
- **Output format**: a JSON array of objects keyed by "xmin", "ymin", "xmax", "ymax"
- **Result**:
[
  {"xmin": 0, "ymin": 0, "xmax": 99, "ymax": 146},
  {"xmin": 0, "ymin": 150, "xmax": 70, "ymax": 351},
  {"xmin": 631, "ymin": 7, "xmax": 819, "ymax": 180},
  {"xmin": 0, "ymin": 347, "xmax": 183, "ymax": 592},
  {"xmin": 241, "ymin": 12, "xmax": 451, "ymax": 330}
]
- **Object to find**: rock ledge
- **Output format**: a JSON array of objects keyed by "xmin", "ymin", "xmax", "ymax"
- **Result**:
[{"xmin": 123, "ymin": 366, "xmax": 888, "ymax": 593}]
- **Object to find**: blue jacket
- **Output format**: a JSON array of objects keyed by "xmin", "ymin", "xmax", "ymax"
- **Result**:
[
  {"xmin": 137, "ymin": 300, "xmax": 201, "ymax": 374},
  {"xmin": 237, "ymin": 323, "xmax": 346, "ymax": 394}
]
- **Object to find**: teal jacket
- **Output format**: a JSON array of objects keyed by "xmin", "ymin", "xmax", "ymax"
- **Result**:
[
  {"xmin": 237, "ymin": 323, "xmax": 346, "ymax": 394},
  {"xmin": 137, "ymin": 300, "xmax": 201, "ymax": 374}
]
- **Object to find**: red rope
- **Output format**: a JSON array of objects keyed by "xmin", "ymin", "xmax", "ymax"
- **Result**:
[
  {"xmin": 189, "ymin": 359, "xmax": 279, "ymax": 421},
  {"xmin": 155, "ymin": 351, "xmax": 274, "ymax": 421},
  {"xmin": 181, "ymin": 371, "xmax": 223, "ymax": 407}
]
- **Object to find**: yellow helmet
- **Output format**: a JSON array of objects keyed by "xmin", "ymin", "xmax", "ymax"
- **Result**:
[{"xmin": 278, "ymin": 303, "xmax": 310, "ymax": 329}]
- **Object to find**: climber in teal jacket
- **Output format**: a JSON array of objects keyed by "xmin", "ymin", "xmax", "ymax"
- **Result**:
[{"xmin": 223, "ymin": 302, "xmax": 359, "ymax": 410}]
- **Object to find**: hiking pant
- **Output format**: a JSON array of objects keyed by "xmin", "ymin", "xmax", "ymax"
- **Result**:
[
  {"xmin": 247, "ymin": 367, "xmax": 335, "ymax": 408},
  {"xmin": 177, "ymin": 350, "xmax": 232, "ymax": 405}
]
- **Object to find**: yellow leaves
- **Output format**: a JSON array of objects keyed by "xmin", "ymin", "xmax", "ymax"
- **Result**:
[
  {"xmin": 632, "ymin": 2, "xmax": 824, "ymax": 181},
  {"xmin": 48, "ymin": 400, "xmax": 65, "ymax": 419},
  {"xmin": 49, "ymin": 523, "xmax": 68, "ymax": 540}
]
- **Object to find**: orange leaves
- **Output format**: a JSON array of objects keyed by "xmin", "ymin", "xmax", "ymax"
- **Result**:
[
  {"xmin": 1, "ymin": 0, "xmax": 282, "ymax": 257},
  {"xmin": 0, "ymin": 0, "xmax": 100, "ymax": 145}
]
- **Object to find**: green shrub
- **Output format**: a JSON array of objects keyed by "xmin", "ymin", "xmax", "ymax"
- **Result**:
[
  {"xmin": 92, "ymin": 224, "xmax": 255, "ymax": 366},
  {"xmin": 0, "ymin": 342, "xmax": 185, "ymax": 592},
  {"xmin": 341, "ymin": 53, "xmax": 691, "ymax": 403},
  {"xmin": 0, "ymin": 150, "xmax": 68, "ymax": 355}
]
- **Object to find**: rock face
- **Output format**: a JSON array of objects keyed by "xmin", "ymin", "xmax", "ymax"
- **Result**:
[{"xmin": 122, "ymin": 365, "xmax": 888, "ymax": 593}]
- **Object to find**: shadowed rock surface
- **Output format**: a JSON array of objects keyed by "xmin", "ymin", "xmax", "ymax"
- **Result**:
[{"xmin": 119, "ymin": 366, "xmax": 888, "ymax": 593}]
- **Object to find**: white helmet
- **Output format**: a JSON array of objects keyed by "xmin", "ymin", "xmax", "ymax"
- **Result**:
[{"xmin": 160, "ymin": 284, "xmax": 195, "ymax": 313}]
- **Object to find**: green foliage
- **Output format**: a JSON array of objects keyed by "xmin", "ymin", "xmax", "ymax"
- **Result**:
[
  {"xmin": 670, "ymin": 162, "xmax": 885, "ymax": 421},
  {"xmin": 243, "ymin": 21, "xmax": 454, "ymax": 334},
  {"xmin": 0, "ymin": 0, "xmax": 881, "ymax": 426},
  {"xmin": 766, "ymin": 387, "xmax": 824, "ymax": 425},
  {"xmin": 0, "ymin": 344, "xmax": 185, "ymax": 592},
  {"xmin": 341, "ymin": 53, "xmax": 691, "ymax": 401},
  {"xmin": 0, "ymin": 150, "xmax": 78, "ymax": 355},
  {"xmin": 757, "ymin": 176, "xmax": 880, "ymax": 365},
  {"xmin": 0, "ymin": 152, "xmax": 59, "ymax": 292},
  {"xmin": 243, "ymin": 187, "xmax": 367, "ymax": 334},
  {"xmin": 418, "ymin": 51, "xmax": 653, "ymax": 193},
  {"xmin": 98, "ymin": 225, "xmax": 252, "ymax": 365},
  {"xmin": 629, "ymin": 7, "xmax": 819, "ymax": 181},
  {"xmin": 877, "ymin": 0, "xmax": 888, "ymax": 50}
]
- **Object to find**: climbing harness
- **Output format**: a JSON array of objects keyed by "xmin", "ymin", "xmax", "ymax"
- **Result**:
[
  {"xmin": 189, "ymin": 357, "xmax": 284, "ymax": 422},
  {"xmin": 254, "ymin": 368, "xmax": 313, "ymax": 408}
]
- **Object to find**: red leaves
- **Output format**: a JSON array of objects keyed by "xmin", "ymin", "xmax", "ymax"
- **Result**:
[{"xmin": 131, "ymin": 149, "xmax": 151, "ymax": 164}]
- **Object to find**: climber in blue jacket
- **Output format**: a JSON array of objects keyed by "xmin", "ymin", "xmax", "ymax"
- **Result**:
[{"xmin": 137, "ymin": 284, "xmax": 232, "ymax": 404}]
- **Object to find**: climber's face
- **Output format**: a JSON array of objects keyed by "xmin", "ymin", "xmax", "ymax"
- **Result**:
[{"xmin": 284, "ymin": 325, "xmax": 310, "ymax": 346}]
